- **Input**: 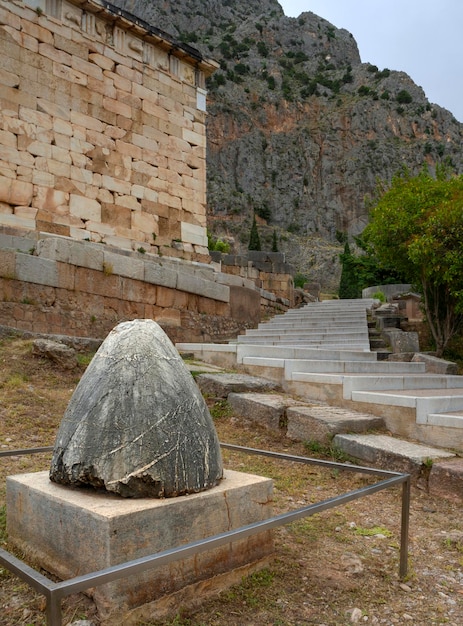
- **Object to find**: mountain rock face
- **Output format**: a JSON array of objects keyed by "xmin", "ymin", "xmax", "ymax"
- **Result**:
[{"xmin": 112, "ymin": 0, "xmax": 463, "ymax": 291}]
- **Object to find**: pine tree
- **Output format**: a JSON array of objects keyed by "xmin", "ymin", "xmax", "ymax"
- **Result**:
[
  {"xmin": 338, "ymin": 241, "xmax": 360, "ymax": 299},
  {"xmin": 248, "ymin": 214, "xmax": 261, "ymax": 251},
  {"xmin": 271, "ymin": 229, "xmax": 278, "ymax": 252}
]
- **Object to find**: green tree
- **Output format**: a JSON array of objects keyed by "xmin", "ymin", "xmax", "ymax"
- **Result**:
[
  {"xmin": 248, "ymin": 214, "xmax": 261, "ymax": 251},
  {"xmin": 272, "ymin": 229, "xmax": 278, "ymax": 252},
  {"xmin": 363, "ymin": 167, "xmax": 463, "ymax": 356},
  {"xmin": 338, "ymin": 241, "xmax": 361, "ymax": 299}
]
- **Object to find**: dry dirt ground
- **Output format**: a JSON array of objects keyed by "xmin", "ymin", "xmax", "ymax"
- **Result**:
[{"xmin": 0, "ymin": 334, "xmax": 462, "ymax": 626}]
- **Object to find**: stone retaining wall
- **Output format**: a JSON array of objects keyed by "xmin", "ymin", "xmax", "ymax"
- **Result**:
[
  {"xmin": 0, "ymin": 227, "xmax": 289, "ymax": 342},
  {"xmin": 210, "ymin": 250, "xmax": 294, "ymax": 304}
]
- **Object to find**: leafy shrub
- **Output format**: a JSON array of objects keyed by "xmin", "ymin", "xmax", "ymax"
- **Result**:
[
  {"xmin": 396, "ymin": 89, "xmax": 413, "ymax": 104},
  {"xmin": 294, "ymin": 273, "xmax": 309, "ymax": 288}
]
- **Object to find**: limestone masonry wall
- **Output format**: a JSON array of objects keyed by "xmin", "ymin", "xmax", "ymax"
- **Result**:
[
  {"xmin": 0, "ymin": 0, "xmax": 293, "ymax": 341},
  {"xmin": 0, "ymin": 0, "xmax": 216, "ymax": 260}
]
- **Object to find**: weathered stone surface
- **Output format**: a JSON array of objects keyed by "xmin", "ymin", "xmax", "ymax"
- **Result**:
[
  {"xmin": 49, "ymin": 319, "xmax": 223, "ymax": 497},
  {"xmin": 286, "ymin": 405, "xmax": 385, "ymax": 444},
  {"xmin": 7, "ymin": 469, "xmax": 273, "ymax": 620},
  {"xmin": 196, "ymin": 373, "xmax": 279, "ymax": 398},
  {"xmin": 382, "ymin": 329, "xmax": 419, "ymax": 353},
  {"xmin": 412, "ymin": 353, "xmax": 458, "ymax": 375},
  {"xmin": 32, "ymin": 338, "xmax": 78, "ymax": 370}
]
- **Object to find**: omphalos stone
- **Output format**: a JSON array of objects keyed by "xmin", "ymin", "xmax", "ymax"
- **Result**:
[{"xmin": 49, "ymin": 320, "xmax": 223, "ymax": 497}]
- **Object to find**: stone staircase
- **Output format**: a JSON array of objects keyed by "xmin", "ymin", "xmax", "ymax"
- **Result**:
[{"xmin": 177, "ymin": 299, "xmax": 463, "ymax": 498}]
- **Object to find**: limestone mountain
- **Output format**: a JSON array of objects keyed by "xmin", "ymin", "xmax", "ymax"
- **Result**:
[{"xmin": 112, "ymin": 0, "xmax": 463, "ymax": 291}]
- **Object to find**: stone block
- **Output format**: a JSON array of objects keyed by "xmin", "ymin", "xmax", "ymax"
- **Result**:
[
  {"xmin": 429, "ymin": 458, "xmax": 463, "ymax": 501},
  {"xmin": 15, "ymin": 253, "xmax": 58, "ymax": 287},
  {"xmin": 229, "ymin": 285, "xmax": 259, "ymax": 324},
  {"xmin": 68, "ymin": 240, "xmax": 104, "ymax": 270},
  {"xmin": 177, "ymin": 272, "xmax": 229, "ymax": 303},
  {"xmin": 69, "ymin": 193, "xmax": 101, "ymax": 222},
  {"xmin": 0, "ymin": 212, "xmax": 35, "ymax": 230},
  {"xmin": 196, "ymin": 373, "xmax": 279, "ymax": 398},
  {"xmin": 156, "ymin": 308, "xmax": 181, "ymax": 326},
  {"xmin": 144, "ymin": 262, "xmax": 178, "ymax": 289},
  {"xmin": 411, "ymin": 353, "xmax": 458, "ymax": 375},
  {"xmin": 0, "ymin": 175, "xmax": 33, "ymax": 205},
  {"xmin": 383, "ymin": 329, "xmax": 419, "ymax": 353},
  {"xmin": 228, "ymin": 392, "xmax": 305, "ymax": 433},
  {"xmin": 286, "ymin": 406, "xmax": 384, "ymax": 444},
  {"xmin": 181, "ymin": 222, "xmax": 207, "ymax": 247},
  {"xmin": 7, "ymin": 469, "xmax": 273, "ymax": 622},
  {"xmin": 103, "ymin": 250, "xmax": 144, "ymax": 280},
  {"xmin": 0, "ymin": 249, "xmax": 16, "ymax": 278}
]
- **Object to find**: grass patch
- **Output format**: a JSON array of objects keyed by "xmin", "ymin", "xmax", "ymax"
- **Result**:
[
  {"xmin": 304, "ymin": 439, "xmax": 357, "ymax": 464},
  {"xmin": 76, "ymin": 352, "xmax": 95, "ymax": 367},
  {"xmin": 0, "ymin": 504, "xmax": 6, "ymax": 544},
  {"xmin": 354, "ymin": 525, "xmax": 393, "ymax": 537},
  {"xmin": 209, "ymin": 399, "xmax": 233, "ymax": 420}
]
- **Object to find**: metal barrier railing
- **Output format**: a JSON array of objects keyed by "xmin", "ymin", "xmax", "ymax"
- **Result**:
[{"xmin": 0, "ymin": 444, "xmax": 411, "ymax": 626}]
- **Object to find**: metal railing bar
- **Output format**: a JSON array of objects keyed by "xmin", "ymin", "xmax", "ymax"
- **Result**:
[
  {"xmin": 400, "ymin": 476, "xmax": 411, "ymax": 578},
  {"xmin": 0, "ymin": 546, "xmax": 52, "ymax": 595},
  {"xmin": 0, "ymin": 443, "xmax": 411, "ymax": 625},
  {"xmin": 220, "ymin": 442, "xmax": 405, "ymax": 477},
  {"xmin": 0, "ymin": 446, "xmax": 54, "ymax": 458},
  {"xmin": 0, "ymin": 474, "xmax": 408, "ymax": 600}
]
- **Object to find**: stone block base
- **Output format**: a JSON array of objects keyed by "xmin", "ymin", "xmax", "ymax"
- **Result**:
[{"xmin": 7, "ymin": 469, "xmax": 273, "ymax": 623}]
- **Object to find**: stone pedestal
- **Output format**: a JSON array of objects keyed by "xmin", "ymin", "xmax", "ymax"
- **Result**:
[{"xmin": 7, "ymin": 469, "xmax": 273, "ymax": 624}]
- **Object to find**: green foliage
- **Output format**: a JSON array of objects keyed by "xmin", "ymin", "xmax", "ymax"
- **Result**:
[
  {"xmin": 248, "ymin": 214, "xmax": 261, "ymax": 251},
  {"xmin": 294, "ymin": 272, "xmax": 308, "ymax": 288},
  {"xmin": 396, "ymin": 89, "xmax": 413, "ymax": 104},
  {"xmin": 257, "ymin": 40, "xmax": 269, "ymax": 57},
  {"xmin": 272, "ymin": 229, "xmax": 279, "ymax": 252},
  {"xmin": 234, "ymin": 62, "xmax": 249, "ymax": 75},
  {"xmin": 255, "ymin": 202, "xmax": 271, "ymax": 221},
  {"xmin": 372, "ymin": 291, "xmax": 386, "ymax": 303},
  {"xmin": 354, "ymin": 525, "xmax": 393, "ymax": 537},
  {"xmin": 358, "ymin": 85, "xmax": 373, "ymax": 97},
  {"xmin": 210, "ymin": 399, "xmax": 233, "ymax": 420},
  {"xmin": 338, "ymin": 241, "xmax": 361, "ymax": 299},
  {"xmin": 208, "ymin": 231, "xmax": 231, "ymax": 253},
  {"xmin": 363, "ymin": 166, "xmax": 463, "ymax": 356},
  {"xmin": 336, "ymin": 230, "xmax": 348, "ymax": 244}
]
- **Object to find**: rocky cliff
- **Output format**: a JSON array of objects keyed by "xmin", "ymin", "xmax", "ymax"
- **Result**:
[{"xmin": 112, "ymin": 0, "xmax": 463, "ymax": 291}]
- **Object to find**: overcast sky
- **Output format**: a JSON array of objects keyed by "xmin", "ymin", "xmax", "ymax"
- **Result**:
[{"xmin": 279, "ymin": 0, "xmax": 463, "ymax": 122}]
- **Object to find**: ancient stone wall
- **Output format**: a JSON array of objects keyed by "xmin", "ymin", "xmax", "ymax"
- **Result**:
[
  {"xmin": 210, "ymin": 250, "xmax": 295, "ymax": 304},
  {"xmin": 0, "ymin": 0, "xmax": 217, "ymax": 261},
  {"xmin": 0, "ymin": 228, "xmax": 289, "ymax": 342},
  {"xmin": 0, "ymin": 1, "xmax": 293, "ymax": 341}
]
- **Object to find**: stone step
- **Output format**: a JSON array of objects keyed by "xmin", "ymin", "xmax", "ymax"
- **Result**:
[
  {"xmin": 370, "ymin": 340, "xmax": 388, "ymax": 351},
  {"xmin": 341, "ymin": 374, "xmax": 463, "ymax": 399},
  {"xmin": 333, "ymin": 433, "xmax": 455, "ymax": 476},
  {"xmin": 286, "ymin": 405, "xmax": 385, "ymax": 444},
  {"xmin": 236, "ymin": 345, "xmax": 376, "ymax": 363},
  {"xmin": 244, "ymin": 328, "xmax": 369, "ymax": 337},
  {"xmin": 237, "ymin": 338, "xmax": 371, "ymax": 348},
  {"xmin": 258, "ymin": 313, "xmax": 364, "ymax": 328},
  {"xmin": 192, "ymin": 373, "xmax": 462, "ymax": 499},
  {"xmin": 274, "ymin": 315, "xmax": 370, "ymax": 324},
  {"xmin": 351, "ymin": 388, "xmax": 463, "ymax": 424},
  {"xmin": 284, "ymin": 359, "xmax": 425, "ymax": 377},
  {"xmin": 195, "ymin": 372, "xmax": 280, "ymax": 398},
  {"xmin": 224, "ymin": 390, "xmax": 385, "ymax": 442}
]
